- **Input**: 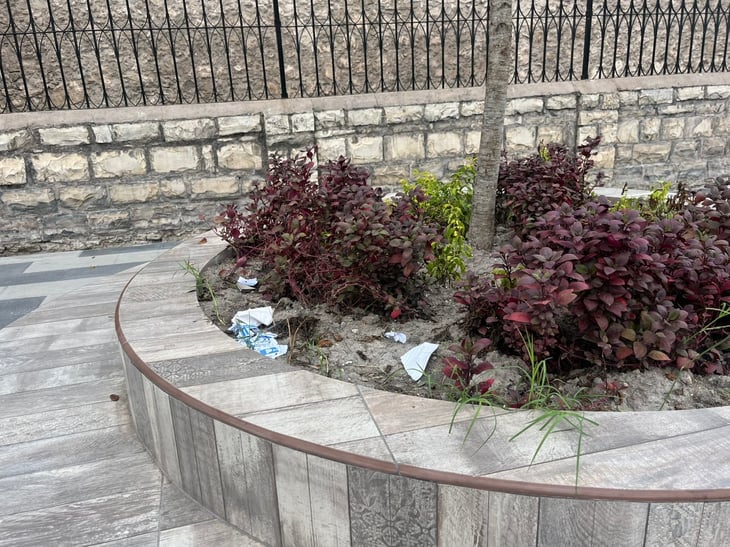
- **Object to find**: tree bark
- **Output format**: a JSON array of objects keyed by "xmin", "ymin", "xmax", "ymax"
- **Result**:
[{"xmin": 467, "ymin": 0, "xmax": 513, "ymax": 250}]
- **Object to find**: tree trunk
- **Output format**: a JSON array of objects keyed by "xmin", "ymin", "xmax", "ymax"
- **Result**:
[{"xmin": 467, "ymin": 0, "xmax": 513, "ymax": 250}]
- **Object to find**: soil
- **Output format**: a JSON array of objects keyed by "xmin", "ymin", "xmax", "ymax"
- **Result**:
[{"xmin": 198, "ymin": 250, "xmax": 730, "ymax": 412}]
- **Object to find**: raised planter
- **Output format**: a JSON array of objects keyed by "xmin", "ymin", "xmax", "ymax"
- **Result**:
[{"xmin": 116, "ymin": 233, "xmax": 730, "ymax": 546}]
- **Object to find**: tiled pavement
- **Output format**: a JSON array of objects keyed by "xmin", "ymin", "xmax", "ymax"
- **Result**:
[{"xmin": 0, "ymin": 244, "xmax": 263, "ymax": 546}]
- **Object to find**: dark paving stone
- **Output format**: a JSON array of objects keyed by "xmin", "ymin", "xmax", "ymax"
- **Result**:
[
  {"xmin": 0, "ymin": 262, "xmax": 31, "ymax": 278},
  {"xmin": 1, "ymin": 262, "xmax": 146, "ymax": 287},
  {"xmin": 79, "ymin": 242, "xmax": 177, "ymax": 257},
  {"xmin": 0, "ymin": 297, "xmax": 45, "ymax": 329}
]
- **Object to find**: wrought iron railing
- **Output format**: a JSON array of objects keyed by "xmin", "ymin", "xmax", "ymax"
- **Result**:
[{"xmin": 1, "ymin": 0, "xmax": 728, "ymax": 113}]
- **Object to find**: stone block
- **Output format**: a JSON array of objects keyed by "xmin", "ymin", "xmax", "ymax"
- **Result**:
[
  {"xmin": 424, "ymin": 102, "xmax": 460, "ymax": 122},
  {"xmin": 87, "ymin": 210, "xmax": 130, "ymax": 227},
  {"xmin": 201, "ymin": 144, "xmax": 215, "ymax": 172},
  {"xmin": 615, "ymin": 144, "xmax": 634, "ymax": 161},
  {"xmin": 671, "ymin": 140, "xmax": 700, "ymax": 161},
  {"xmin": 702, "ymin": 137, "xmax": 727, "ymax": 157},
  {"xmin": 639, "ymin": 88, "xmax": 674, "ymax": 105},
  {"xmin": 112, "ymin": 122, "xmax": 160, "ymax": 142},
  {"xmin": 1, "ymin": 187, "xmax": 54, "ymax": 208},
  {"xmin": 217, "ymin": 114, "xmax": 262, "ymax": 135},
  {"xmin": 109, "ymin": 182, "xmax": 159, "ymax": 203},
  {"xmin": 347, "ymin": 136, "xmax": 383, "ymax": 162},
  {"xmin": 537, "ymin": 126, "xmax": 565, "ymax": 144},
  {"xmin": 0, "ymin": 157, "xmax": 26, "ymax": 185},
  {"xmin": 505, "ymin": 125, "xmax": 535, "ymax": 152},
  {"xmin": 217, "ymin": 141, "xmax": 263, "ymax": 170},
  {"xmin": 92, "ymin": 149, "xmax": 147, "ymax": 178},
  {"xmin": 461, "ymin": 101, "xmax": 484, "ymax": 117},
  {"xmin": 617, "ymin": 120, "xmax": 639, "ymax": 144},
  {"xmin": 39, "ymin": 126, "xmax": 90, "ymax": 146},
  {"xmin": 689, "ymin": 117, "xmax": 713, "ymax": 137},
  {"xmin": 600, "ymin": 123, "xmax": 618, "ymax": 143},
  {"xmin": 676, "ymin": 87, "xmax": 705, "ymax": 101},
  {"xmin": 150, "ymin": 146, "xmax": 200, "ymax": 173},
  {"xmin": 162, "ymin": 119, "xmax": 216, "ymax": 141},
  {"xmin": 160, "ymin": 179, "xmax": 188, "ymax": 198},
  {"xmin": 640, "ymin": 118, "xmax": 661, "ymax": 141},
  {"xmin": 658, "ymin": 103, "xmax": 695, "ymax": 115},
  {"xmin": 577, "ymin": 125, "xmax": 598, "ymax": 143},
  {"xmin": 59, "ymin": 185, "xmax": 106, "ymax": 207},
  {"xmin": 707, "ymin": 158, "xmax": 730, "ymax": 178},
  {"xmin": 546, "ymin": 94, "xmax": 577, "ymax": 110},
  {"xmin": 618, "ymin": 91, "xmax": 639, "ymax": 106},
  {"xmin": 633, "ymin": 143, "xmax": 671, "ymax": 163},
  {"xmin": 601, "ymin": 93, "xmax": 620, "ymax": 109},
  {"xmin": 706, "ymin": 85, "xmax": 730, "ymax": 99},
  {"xmin": 579, "ymin": 110, "xmax": 618, "ymax": 125},
  {"xmin": 385, "ymin": 134, "xmax": 425, "ymax": 160},
  {"xmin": 593, "ymin": 146, "xmax": 616, "ymax": 169},
  {"xmin": 32, "ymin": 153, "xmax": 89, "ymax": 182},
  {"xmin": 317, "ymin": 137, "xmax": 347, "ymax": 161},
  {"xmin": 464, "ymin": 131, "xmax": 480, "ymax": 154},
  {"xmin": 0, "ymin": 130, "xmax": 33, "ymax": 151},
  {"xmin": 384, "ymin": 105, "xmax": 423, "ymax": 123},
  {"xmin": 506, "ymin": 97, "xmax": 543, "ymax": 115},
  {"xmin": 693, "ymin": 101, "xmax": 725, "ymax": 115},
  {"xmin": 93, "ymin": 125, "xmax": 113, "ymax": 144},
  {"xmin": 348, "ymin": 108, "xmax": 382, "ymax": 126},
  {"xmin": 643, "ymin": 164, "xmax": 677, "ymax": 181},
  {"xmin": 265, "ymin": 114, "xmax": 290, "ymax": 135},
  {"xmin": 579, "ymin": 94, "xmax": 601, "ymax": 108},
  {"xmin": 191, "ymin": 176, "xmax": 240, "ymax": 197},
  {"xmin": 291, "ymin": 112, "xmax": 315, "ymax": 132},
  {"xmin": 372, "ymin": 164, "xmax": 409, "ymax": 185},
  {"xmin": 315, "ymin": 110, "xmax": 346, "ymax": 129},
  {"xmin": 426, "ymin": 132, "xmax": 462, "ymax": 157},
  {"xmin": 661, "ymin": 118, "xmax": 685, "ymax": 140}
]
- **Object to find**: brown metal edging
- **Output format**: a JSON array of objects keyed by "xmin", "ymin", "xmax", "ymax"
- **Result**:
[{"xmin": 114, "ymin": 239, "xmax": 730, "ymax": 504}]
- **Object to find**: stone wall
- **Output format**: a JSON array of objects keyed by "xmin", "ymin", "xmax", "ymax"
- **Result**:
[{"xmin": 1, "ymin": 72, "xmax": 729, "ymax": 254}]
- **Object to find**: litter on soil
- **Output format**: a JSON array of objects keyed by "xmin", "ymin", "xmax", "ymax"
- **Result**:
[{"xmin": 197, "ymin": 251, "xmax": 730, "ymax": 412}]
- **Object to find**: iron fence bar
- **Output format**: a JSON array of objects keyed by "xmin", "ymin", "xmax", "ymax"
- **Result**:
[
  {"xmin": 64, "ymin": 0, "xmax": 93, "ymax": 108},
  {"xmin": 25, "ymin": 0, "xmax": 53, "ymax": 109},
  {"xmin": 162, "ymin": 0, "xmax": 183, "ymax": 102},
  {"xmin": 309, "ymin": 0, "xmax": 323, "ymax": 95},
  {"xmin": 255, "ymin": 0, "xmax": 273, "ymax": 99},
  {"xmin": 139, "ymin": 0, "xmax": 161, "ymax": 104},
  {"xmin": 85, "ymin": 0, "xmax": 111, "ymax": 107},
  {"xmin": 181, "ymin": 0, "xmax": 201, "ymax": 103},
  {"xmin": 272, "ymin": 0, "xmax": 288, "ymax": 98},
  {"xmin": 345, "ymin": 0, "xmax": 354, "ymax": 94},
  {"xmin": 199, "ymin": 0, "xmax": 218, "ymax": 101},
  {"xmin": 326, "ymin": 0, "xmax": 337, "ymax": 94},
  {"xmin": 217, "ymin": 0, "xmax": 236, "ymax": 101},
  {"xmin": 101, "ymin": 0, "xmax": 129, "ymax": 106},
  {"xmin": 360, "ymin": 0, "xmax": 370, "ymax": 92},
  {"xmin": 44, "ymin": 0, "xmax": 72, "ymax": 109},
  {"xmin": 234, "ymin": 0, "xmax": 254, "ymax": 100},
  {"xmin": 440, "ymin": 0, "xmax": 446, "ymax": 88}
]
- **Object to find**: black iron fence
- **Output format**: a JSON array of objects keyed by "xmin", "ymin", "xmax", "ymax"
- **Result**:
[{"xmin": 1, "ymin": 0, "xmax": 728, "ymax": 113}]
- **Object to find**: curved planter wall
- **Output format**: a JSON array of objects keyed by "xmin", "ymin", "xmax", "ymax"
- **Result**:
[{"xmin": 116, "ymin": 234, "xmax": 730, "ymax": 546}]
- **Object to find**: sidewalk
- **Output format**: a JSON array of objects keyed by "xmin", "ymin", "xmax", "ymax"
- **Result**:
[{"xmin": 0, "ymin": 243, "xmax": 262, "ymax": 546}]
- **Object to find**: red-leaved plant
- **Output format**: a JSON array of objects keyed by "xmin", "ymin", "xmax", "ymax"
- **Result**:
[
  {"xmin": 442, "ymin": 337, "xmax": 495, "ymax": 397},
  {"xmin": 213, "ymin": 147, "xmax": 441, "ymax": 318},
  {"xmin": 456, "ymin": 195, "xmax": 730, "ymax": 374}
]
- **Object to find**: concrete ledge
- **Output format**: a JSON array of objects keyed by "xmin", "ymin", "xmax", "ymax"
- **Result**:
[{"xmin": 116, "ymin": 233, "xmax": 730, "ymax": 545}]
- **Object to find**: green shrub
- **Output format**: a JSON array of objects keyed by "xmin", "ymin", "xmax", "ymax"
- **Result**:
[
  {"xmin": 402, "ymin": 160, "xmax": 475, "ymax": 282},
  {"xmin": 611, "ymin": 181, "xmax": 692, "ymax": 220}
]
